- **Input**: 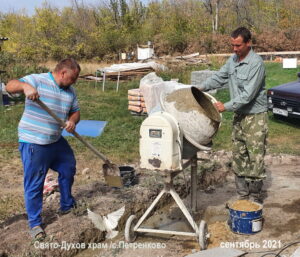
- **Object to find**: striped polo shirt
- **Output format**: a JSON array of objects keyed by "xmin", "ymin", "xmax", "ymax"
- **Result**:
[{"xmin": 18, "ymin": 72, "xmax": 79, "ymax": 145}]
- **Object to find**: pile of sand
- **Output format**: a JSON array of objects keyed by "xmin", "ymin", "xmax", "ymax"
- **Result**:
[{"xmin": 230, "ymin": 200, "xmax": 261, "ymax": 212}]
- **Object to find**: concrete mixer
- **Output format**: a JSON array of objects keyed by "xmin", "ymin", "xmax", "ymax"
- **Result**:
[
  {"xmin": 140, "ymin": 86, "xmax": 221, "ymax": 169},
  {"xmin": 125, "ymin": 86, "xmax": 221, "ymax": 250}
]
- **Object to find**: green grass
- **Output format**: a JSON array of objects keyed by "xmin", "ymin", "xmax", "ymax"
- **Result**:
[
  {"xmin": 157, "ymin": 63, "xmax": 210, "ymax": 84},
  {"xmin": 0, "ymin": 62, "xmax": 299, "ymax": 165},
  {"xmin": 265, "ymin": 62, "xmax": 300, "ymax": 89},
  {"xmin": 66, "ymin": 80, "xmax": 145, "ymax": 163},
  {"xmin": 0, "ymin": 79, "xmax": 145, "ymax": 164}
]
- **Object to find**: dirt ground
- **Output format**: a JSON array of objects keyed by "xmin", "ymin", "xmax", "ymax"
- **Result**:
[{"xmin": 0, "ymin": 151, "xmax": 299, "ymax": 257}]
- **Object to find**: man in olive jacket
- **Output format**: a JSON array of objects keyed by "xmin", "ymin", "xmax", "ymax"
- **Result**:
[{"xmin": 199, "ymin": 27, "xmax": 268, "ymax": 203}]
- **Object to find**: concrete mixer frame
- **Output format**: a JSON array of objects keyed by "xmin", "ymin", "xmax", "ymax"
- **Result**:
[{"xmin": 124, "ymin": 156, "xmax": 210, "ymax": 250}]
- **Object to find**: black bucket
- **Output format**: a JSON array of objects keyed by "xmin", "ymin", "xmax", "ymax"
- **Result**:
[
  {"xmin": 119, "ymin": 166, "xmax": 136, "ymax": 187},
  {"xmin": 104, "ymin": 165, "xmax": 136, "ymax": 188},
  {"xmin": 3, "ymin": 95, "xmax": 10, "ymax": 106}
]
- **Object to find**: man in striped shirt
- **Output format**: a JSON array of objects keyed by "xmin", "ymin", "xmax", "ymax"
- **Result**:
[{"xmin": 6, "ymin": 58, "xmax": 81, "ymax": 239}]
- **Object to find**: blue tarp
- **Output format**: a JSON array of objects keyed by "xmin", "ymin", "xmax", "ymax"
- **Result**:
[{"xmin": 62, "ymin": 120, "xmax": 107, "ymax": 137}]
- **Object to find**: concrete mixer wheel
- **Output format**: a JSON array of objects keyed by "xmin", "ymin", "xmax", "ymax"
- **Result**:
[
  {"xmin": 125, "ymin": 215, "xmax": 137, "ymax": 243},
  {"xmin": 198, "ymin": 220, "xmax": 209, "ymax": 250}
]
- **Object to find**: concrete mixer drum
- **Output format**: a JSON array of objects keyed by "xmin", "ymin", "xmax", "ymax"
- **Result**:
[{"xmin": 161, "ymin": 86, "xmax": 221, "ymax": 155}]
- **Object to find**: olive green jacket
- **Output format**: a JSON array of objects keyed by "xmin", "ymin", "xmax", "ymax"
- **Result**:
[{"xmin": 200, "ymin": 49, "xmax": 268, "ymax": 114}]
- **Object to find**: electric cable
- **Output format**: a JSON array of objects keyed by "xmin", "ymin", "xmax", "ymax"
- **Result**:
[
  {"xmin": 253, "ymin": 240, "xmax": 300, "ymax": 257},
  {"xmin": 259, "ymin": 253, "xmax": 279, "ymax": 257},
  {"xmin": 274, "ymin": 240, "xmax": 300, "ymax": 257},
  {"xmin": 249, "ymin": 248, "xmax": 279, "ymax": 255}
]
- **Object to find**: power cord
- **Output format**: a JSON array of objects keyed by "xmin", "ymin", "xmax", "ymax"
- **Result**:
[
  {"xmin": 259, "ymin": 253, "xmax": 278, "ymax": 257},
  {"xmin": 274, "ymin": 240, "xmax": 300, "ymax": 257}
]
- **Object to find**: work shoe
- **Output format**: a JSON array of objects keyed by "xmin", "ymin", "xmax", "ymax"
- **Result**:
[
  {"xmin": 29, "ymin": 226, "xmax": 46, "ymax": 241},
  {"xmin": 58, "ymin": 200, "xmax": 87, "ymax": 216},
  {"xmin": 249, "ymin": 180, "xmax": 264, "ymax": 204},
  {"xmin": 235, "ymin": 175, "xmax": 249, "ymax": 200},
  {"xmin": 57, "ymin": 203, "xmax": 77, "ymax": 216},
  {"xmin": 58, "ymin": 208, "xmax": 73, "ymax": 216}
]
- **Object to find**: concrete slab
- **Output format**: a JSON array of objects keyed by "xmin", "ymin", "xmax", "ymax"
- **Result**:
[{"xmin": 291, "ymin": 247, "xmax": 300, "ymax": 257}]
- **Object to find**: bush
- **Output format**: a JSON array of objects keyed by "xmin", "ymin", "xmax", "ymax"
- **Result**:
[{"xmin": 0, "ymin": 51, "xmax": 48, "ymax": 82}]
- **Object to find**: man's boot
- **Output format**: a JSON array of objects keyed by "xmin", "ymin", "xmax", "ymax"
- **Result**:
[
  {"xmin": 249, "ymin": 180, "xmax": 263, "ymax": 204},
  {"xmin": 235, "ymin": 175, "xmax": 249, "ymax": 200}
]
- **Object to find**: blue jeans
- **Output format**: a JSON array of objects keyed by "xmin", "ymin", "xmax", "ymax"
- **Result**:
[{"xmin": 19, "ymin": 137, "xmax": 76, "ymax": 229}]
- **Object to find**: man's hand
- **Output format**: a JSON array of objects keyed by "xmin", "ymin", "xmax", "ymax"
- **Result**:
[
  {"xmin": 23, "ymin": 83, "xmax": 39, "ymax": 101},
  {"xmin": 66, "ymin": 111, "xmax": 80, "ymax": 133},
  {"xmin": 214, "ymin": 101, "xmax": 225, "ymax": 112},
  {"xmin": 64, "ymin": 120, "xmax": 76, "ymax": 133},
  {"xmin": 6, "ymin": 80, "xmax": 39, "ymax": 100}
]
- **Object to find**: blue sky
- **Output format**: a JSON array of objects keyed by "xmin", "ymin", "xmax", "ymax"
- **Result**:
[{"xmin": 0, "ymin": 0, "xmax": 149, "ymax": 15}]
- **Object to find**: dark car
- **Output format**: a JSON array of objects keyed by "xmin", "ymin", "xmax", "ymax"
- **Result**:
[{"xmin": 267, "ymin": 73, "xmax": 300, "ymax": 119}]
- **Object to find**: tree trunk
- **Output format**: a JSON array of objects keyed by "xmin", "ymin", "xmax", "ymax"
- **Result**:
[{"xmin": 215, "ymin": 0, "xmax": 219, "ymax": 31}]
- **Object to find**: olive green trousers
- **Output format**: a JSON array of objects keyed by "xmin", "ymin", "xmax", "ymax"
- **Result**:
[{"xmin": 232, "ymin": 112, "xmax": 268, "ymax": 180}]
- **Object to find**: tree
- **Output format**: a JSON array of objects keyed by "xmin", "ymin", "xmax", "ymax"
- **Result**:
[{"xmin": 202, "ymin": 0, "xmax": 221, "ymax": 32}]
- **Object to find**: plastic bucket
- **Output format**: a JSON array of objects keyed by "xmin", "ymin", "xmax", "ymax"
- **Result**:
[
  {"xmin": 119, "ymin": 166, "xmax": 136, "ymax": 187},
  {"xmin": 104, "ymin": 166, "xmax": 135, "ymax": 188},
  {"xmin": 228, "ymin": 202, "xmax": 263, "ymax": 234},
  {"xmin": 3, "ymin": 95, "xmax": 10, "ymax": 106}
]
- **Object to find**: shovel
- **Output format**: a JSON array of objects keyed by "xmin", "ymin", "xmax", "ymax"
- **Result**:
[{"xmin": 36, "ymin": 99, "xmax": 122, "ymax": 186}]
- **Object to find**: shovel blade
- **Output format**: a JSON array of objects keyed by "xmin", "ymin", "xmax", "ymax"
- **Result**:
[{"xmin": 102, "ymin": 163, "xmax": 123, "ymax": 188}]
